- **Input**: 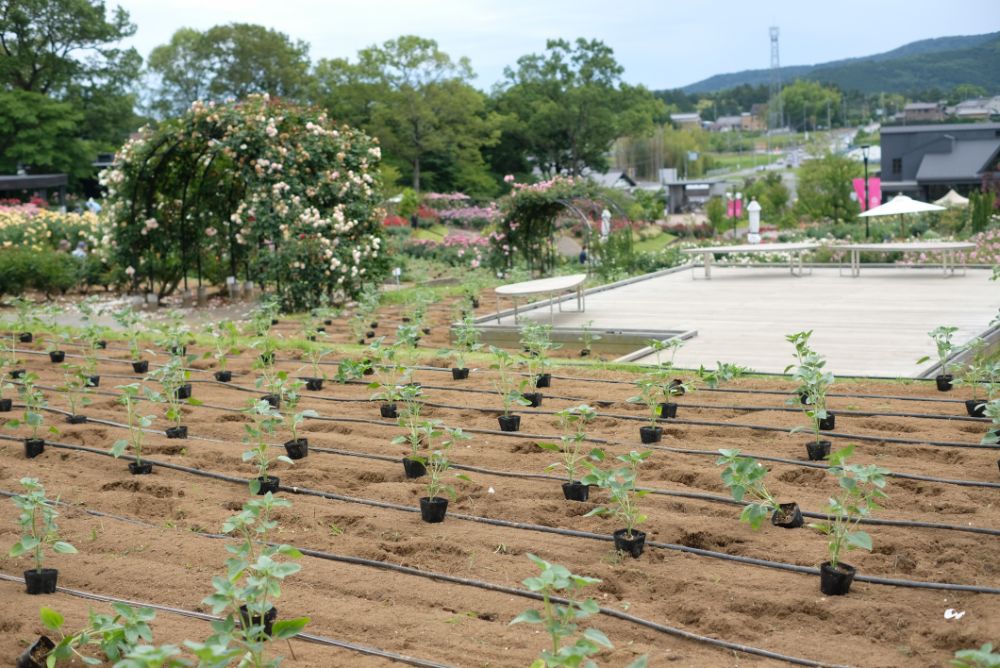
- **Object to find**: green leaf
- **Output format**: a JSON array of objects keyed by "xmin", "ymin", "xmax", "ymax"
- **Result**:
[
  {"xmin": 582, "ymin": 627, "xmax": 613, "ymax": 648},
  {"xmin": 52, "ymin": 541, "xmax": 77, "ymax": 554},
  {"xmin": 271, "ymin": 616, "xmax": 309, "ymax": 639},
  {"xmin": 509, "ymin": 609, "xmax": 543, "ymax": 625},
  {"xmin": 846, "ymin": 531, "xmax": 873, "ymax": 551},
  {"xmin": 40, "ymin": 606, "xmax": 64, "ymax": 631}
]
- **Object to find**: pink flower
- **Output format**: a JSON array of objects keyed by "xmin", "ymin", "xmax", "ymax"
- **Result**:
[
  {"xmin": 125, "ymin": 266, "xmax": 135, "ymax": 277},
  {"xmin": 470, "ymin": 258, "xmax": 480, "ymax": 268},
  {"xmin": 205, "ymin": 227, "xmax": 217, "ymax": 238},
  {"xmin": 503, "ymin": 174, "xmax": 515, "ymax": 183}
]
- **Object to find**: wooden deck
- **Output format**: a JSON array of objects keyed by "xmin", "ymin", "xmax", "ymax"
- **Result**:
[{"xmin": 497, "ymin": 266, "xmax": 1000, "ymax": 377}]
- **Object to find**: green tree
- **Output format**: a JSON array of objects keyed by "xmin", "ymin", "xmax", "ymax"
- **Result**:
[
  {"xmin": 492, "ymin": 38, "xmax": 665, "ymax": 178},
  {"xmin": 147, "ymin": 23, "xmax": 311, "ymax": 117},
  {"xmin": 743, "ymin": 172, "xmax": 791, "ymax": 225},
  {"xmin": 796, "ymin": 152, "xmax": 860, "ymax": 222},
  {"xmin": 314, "ymin": 35, "xmax": 500, "ymax": 195},
  {"xmin": 780, "ymin": 80, "xmax": 842, "ymax": 131},
  {"xmin": 0, "ymin": 90, "xmax": 89, "ymax": 175}
]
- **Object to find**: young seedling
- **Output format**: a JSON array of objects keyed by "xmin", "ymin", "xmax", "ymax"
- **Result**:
[
  {"xmin": 808, "ymin": 445, "xmax": 889, "ymax": 595},
  {"xmin": 149, "ymin": 356, "xmax": 201, "ymax": 437},
  {"xmin": 716, "ymin": 449, "xmax": 801, "ymax": 529},
  {"xmin": 368, "ymin": 338, "xmax": 407, "ymax": 415},
  {"xmin": 204, "ymin": 320, "xmax": 241, "ymax": 381},
  {"xmin": 440, "ymin": 314, "xmax": 482, "ymax": 377},
  {"xmin": 59, "ymin": 364, "xmax": 92, "ymax": 423},
  {"xmin": 111, "ymin": 383, "xmax": 156, "ymax": 474},
  {"xmin": 243, "ymin": 398, "xmax": 291, "ymax": 494},
  {"xmin": 952, "ymin": 643, "xmax": 1000, "ymax": 668},
  {"xmin": 917, "ymin": 325, "xmax": 960, "ymax": 389},
  {"xmin": 419, "ymin": 426, "xmax": 472, "ymax": 522},
  {"xmin": 981, "ymin": 399, "xmax": 1000, "ymax": 445},
  {"xmin": 583, "ymin": 450, "xmax": 652, "ymax": 557},
  {"xmin": 539, "ymin": 405, "xmax": 602, "ymax": 500},
  {"xmin": 5, "ymin": 372, "xmax": 57, "ymax": 456},
  {"xmin": 491, "ymin": 346, "xmax": 531, "ymax": 429},
  {"xmin": 510, "ymin": 554, "xmax": 646, "ymax": 668},
  {"xmin": 957, "ymin": 338, "xmax": 999, "ymax": 416},
  {"xmin": 195, "ymin": 494, "xmax": 308, "ymax": 664},
  {"xmin": 113, "ymin": 306, "xmax": 150, "ymax": 369},
  {"xmin": 646, "ymin": 336, "xmax": 684, "ymax": 369},
  {"xmin": 394, "ymin": 386, "xmax": 429, "ymax": 465},
  {"xmin": 281, "ymin": 381, "xmax": 316, "ymax": 459},
  {"xmin": 38, "ymin": 603, "xmax": 158, "ymax": 666},
  {"xmin": 520, "ymin": 320, "xmax": 558, "ymax": 388},
  {"xmin": 578, "ymin": 320, "xmax": 601, "ymax": 357},
  {"xmin": 298, "ymin": 341, "xmax": 334, "ymax": 390},
  {"xmin": 12, "ymin": 296, "xmax": 40, "ymax": 340},
  {"xmin": 786, "ymin": 331, "xmax": 835, "ymax": 460},
  {"xmin": 697, "ymin": 361, "xmax": 751, "ymax": 389},
  {"xmin": 9, "ymin": 477, "xmax": 77, "ymax": 593}
]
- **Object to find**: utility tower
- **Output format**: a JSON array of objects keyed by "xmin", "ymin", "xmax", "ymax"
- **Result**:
[{"xmin": 768, "ymin": 26, "xmax": 783, "ymax": 130}]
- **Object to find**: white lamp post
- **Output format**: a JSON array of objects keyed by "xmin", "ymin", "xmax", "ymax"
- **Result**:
[{"xmin": 747, "ymin": 198, "xmax": 762, "ymax": 244}]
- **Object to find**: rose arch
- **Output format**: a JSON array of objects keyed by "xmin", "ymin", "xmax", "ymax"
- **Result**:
[{"xmin": 101, "ymin": 94, "xmax": 387, "ymax": 310}]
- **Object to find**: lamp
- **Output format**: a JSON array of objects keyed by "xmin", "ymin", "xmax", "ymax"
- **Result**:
[{"xmin": 861, "ymin": 144, "xmax": 871, "ymax": 239}]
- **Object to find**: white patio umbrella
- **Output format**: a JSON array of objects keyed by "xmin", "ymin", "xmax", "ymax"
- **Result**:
[
  {"xmin": 858, "ymin": 194, "xmax": 945, "ymax": 218},
  {"xmin": 933, "ymin": 189, "xmax": 969, "ymax": 208}
]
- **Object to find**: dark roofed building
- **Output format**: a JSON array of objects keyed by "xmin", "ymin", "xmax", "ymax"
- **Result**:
[{"xmin": 880, "ymin": 122, "xmax": 1000, "ymax": 200}]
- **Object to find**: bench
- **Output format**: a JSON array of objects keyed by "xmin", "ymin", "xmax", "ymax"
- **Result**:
[
  {"xmin": 839, "ymin": 241, "xmax": 976, "ymax": 277},
  {"xmin": 680, "ymin": 242, "xmax": 819, "ymax": 279},
  {"xmin": 494, "ymin": 273, "xmax": 587, "ymax": 323}
]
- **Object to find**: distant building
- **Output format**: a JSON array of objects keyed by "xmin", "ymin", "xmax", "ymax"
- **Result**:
[
  {"xmin": 948, "ymin": 96, "xmax": 1000, "ymax": 121},
  {"xmin": 880, "ymin": 122, "xmax": 1000, "ymax": 200},
  {"xmin": 902, "ymin": 102, "xmax": 946, "ymax": 123},
  {"xmin": 670, "ymin": 112, "xmax": 702, "ymax": 129}
]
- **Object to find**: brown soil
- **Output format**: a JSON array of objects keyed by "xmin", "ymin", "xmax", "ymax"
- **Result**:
[{"xmin": 1, "ymin": 316, "xmax": 998, "ymax": 667}]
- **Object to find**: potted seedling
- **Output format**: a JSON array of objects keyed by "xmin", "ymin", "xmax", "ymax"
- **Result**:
[
  {"xmin": 918, "ymin": 325, "xmax": 960, "ymax": 391},
  {"xmin": 254, "ymin": 353, "xmax": 292, "ymax": 409},
  {"xmin": 149, "ymin": 357, "xmax": 201, "ymax": 438},
  {"xmin": 110, "ymin": 383, "xmax": 156, "ymax": 474},
  {"xmin": 461, "ymin": 275, "xmax": 486, "ymax": 310},
  {"xmin": 197, "ymin": 494, "xmax": 308, "ymax": 659},
  {"xmin": 5, "ymin": 373, "xmax": 55, "ymax": 458},
  {"xmin": 205, "ymin": 320, "xmax": 240, "ymax": 382},
  {"xmin": 243, "ymin": 398, "xmax": 291, "ymax": 494},
  {"xmin": 442, "ymin": 314, "xmax": 482, "ymax": 380},
  {"xmin": 12, "ymin": 296, "xmax": 39, "ymax": 343},
  {"xmin": 628, "ymin": 373, "xmax": 665, "ymax": 443},
  {"xmin": 298, "ymin": 341, "xmax": 333, "ymax": 391},
  {"xmin": 393, "ymin": 386, "xmax": 428, "ymax": 477},
  {"xmin": 698, "ymin": 361, "xmax": 750, "ymax": 389},
  {"xmin": 716, "ymin": 449, "xmax": 802, "ymax": 529},
  {"xmin": 349, "ymin": 313, "xmax": 368, "ymax": 345},
  {"xmin": 113, "ymin": 306, "xmax": 151, "ymax": 374},
  {"xmin": 658, "ymin": 375, "xmax": 692, "ymax": 420},
  {"xmin": 368, "ymin": 338, "xmax": 407, "ymax": 418},
  {"xmin": 583, "ymin": 450, "xmax": 652, "ymax": 558},
  {"xmin": 59, "ymin": 364, "xmax": 91, "ymax": 424},
  {"xmin": 786, "ymin": 332, "xmax": 835, "ymax": 459},
  {"xmin": 0, "ymin": 344, "xmax": 16, "ymax": 412},
  {"xmin": 9, "ymin": 477, "xmax": 77, "ymax": 594},
  {"xmin": 578, "ymin": 320, "xmax": 601, "ymax": 357},
  {"xmin": 77, "ymin": 296, "xmax": 109, "ymax": 351},
  {"xmin": 538, "ymin": 404, "xmax": 602, "ymax": 501},
  {"xmin": 808, "ymin": 445, "xmax": 889, "ymax": 595},
  {"xmin": 27, "ymin": 603, "xmax": 158, "ymax": 668},
  {"xmin": 957, "ymin": 339, "xmax": 998, "ymax": 418},
  {"xmin": 521, "ymin": 320, "xmax": 558, "ymax": 389},
  {"xmin": 155, "ymin": 310, "xmax": 191, "ymax": 358},
  {"xmin": 418, "ymin": 426, "xmax": 472, "ymax": 523},
  {"xmin": 491, "ymin": 346, "xmax": 530, "ymax": 431},
  {"xmin": 510, "ymin": 554, "xmax": 647, "ymax": 668},
  {"xmin": 981, "ymin": 399, "xmax": 1000, "ymax": 450},
  {"xmin": 45, "ymin": 329, "xmax": 68, "ymax": 364},
  {"xmin": 281, "ymin": 381, "xmax": 316, "ymax": 460},
  {"xmin": 336, "ymin": 357, "xmax": 371, "ymax": 383}
]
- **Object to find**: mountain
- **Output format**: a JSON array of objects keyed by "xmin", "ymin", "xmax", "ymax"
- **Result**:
[{"xmin": 681, "ymin": 31, "xmax": 1000, "ymax": 94}]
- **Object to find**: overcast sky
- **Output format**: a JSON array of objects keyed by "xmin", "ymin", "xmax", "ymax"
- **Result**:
[{"xmin": 113, "ymin": 0, "xmax": 998, "ymax": 90}]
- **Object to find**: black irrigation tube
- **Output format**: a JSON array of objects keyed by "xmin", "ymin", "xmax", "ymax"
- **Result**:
[
  {"xmin": 4, "ymin": 435, "xmax": 999, "ymax": 596},
  {"xmin": 0, "ymin": 493, "xmax": 854, "ymax": 668},
  {"xmin": 0, "ymin": 572, "xmax": 454, "ymax": 668}
]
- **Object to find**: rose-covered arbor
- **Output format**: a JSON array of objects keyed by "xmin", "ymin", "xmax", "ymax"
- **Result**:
[{"xmin": 101, "ymin": 94, "xmax": 387, "ymax": 310}]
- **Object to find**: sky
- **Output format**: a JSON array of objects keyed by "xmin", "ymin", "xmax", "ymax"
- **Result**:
[{"xmin": 113, "ymin": 0, "xmax": 999, "ymax": 91}]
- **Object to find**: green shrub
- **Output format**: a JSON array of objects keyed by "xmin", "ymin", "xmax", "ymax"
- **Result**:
[{"xmin": 0, "ymin": 249, "xmax": 80, "ymax": 298}]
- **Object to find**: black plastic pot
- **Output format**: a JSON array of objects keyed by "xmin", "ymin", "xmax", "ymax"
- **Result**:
[
  {"xmin": 259, "ymin": 352, "xmax": 275, "ymax": 365},
  {"xmin": 262, "ymin": 394, "xmax": 280, "ymax": 409},
  {"xmin": 613, "ymin": 529, "xmax": 646, "ymax": 558},
  {"xmin": 806, "ymin": 440, "xmax": 831, "ymax": 461},
  {"xmin": 562, "ymin": 481, "xmax": 589, "ymax": 501},
  {"xmin": 303, "ymin": 377, "xmax": 324, "ymax": 391},
  {"xmin": 535, "ymin": 374, "xmax": 551, "ymax": 389},
  {"xmin": 452, "ymin": 368, "xmax": 469, "ymax": 380},
  {"xmin": 129, "ymin": 462, "xmax": 153, "ymax": 475},
  {"xmin": 380, "ymin": 403, "xmax": 398, "ymax": 419},
  {"xmin": 175, "ymin": 383, "xmax": 192, "ymax": 400},
  {"xmin": 966, "ymin": 400, "xmax": 987, "ymax": 418},
  {"xmin": 524, "ymin": 392, "xmax": 542, "ymax": 408},
  {"xmin": 86, "ymin": 375, "xmax": 100, "ymax": 388},
  {"xmin": 422, "ymin": 327, "xmax": 431, "ymax": 335},
  {"xmin": 659, "ymin": 402, "xmax": 678, "ymax": 419},
  {"xmin": 362, "ymin": 364, "xmax": 374, "ymax": 376},
  {"xmin": 316, "ymin": 326, "xmax": 327, "ymax": 333},
  {"xmin": 239, "ymin": 605, "xmax": 277, "ymax": 637},
  {"xmin": 11, "ymin": 368, "xmax": 25, "ymax": 379},
  {"xmin": 771, "ymin": 502, "xmax": 804, "ymax": 529},
  {"xmin": 165, "ymin": 426, "xmax": 188, "ymax": 439},
  {"xmin": 669, "ymin": 379, "xmax": 686, "ymax": 396},
  {"xmin": 498, "ymin": 414, "xmax": 521, "ymax": 432},
  {"xmin": 820, "ymin": 561, "xmax": 856, "ymax": 596},
  {"xmin": 24, "ymin": 568, "xmax": 58, "ymax": 595},
  {"xmin": 65, "ymin": 415, "xmax": 87, "ymax": 425},
  {"xmin": 0, "ymin": 398, "xmax": 12, "ymax": 412},
  {"xmin": 19, "ymin": 332, "xmax": 33, "ymax": 343},
  {"xmin": 369, "ymin": 322, "xmax": 378, "ymax": 329},
  {"xmin": 420, "ymin": 497, "xmax": 448, "ymax": 523},
  {"xmin": 214, "ymin": 370, "xmax": 232, "ymax": 382},
  {"xmin": 25, "ymin": 438, "xmax": 45, "ymax": 458},
  {"xmin": 48, "ymin": 351, "xmax": 65, "ymax": 363},
  {"xmin": 402, "ymin": 456, "xmax": 426, "ymax": 479},
  {"xmin": 799, "ymin": 392, "xmax": 810, "ymax": 405},
  {"xmin": 324, "ymin": 319, "xmax": 333, "ymax": 326},
  {"xmin": 306, "ymin": 335, "xmax": 316, "ymax": 342},
  {"xmin": 936, "ymin": 374, "xmax": 954, "ymax": 392},
  {"xmin": 16, "ymin": 634, "xmax": 54, "ymax": 668},
  {"xmin": 284, "ymin": 438, "xmax": 309, "ymax": 460},
  {"xmin": 96, "ymin": 340, "xmax": 107, "ymax": 350},
  {"xmin": 819, "ymin": 413, "xmax": 835, "ymax": 431},
  {"xmin": 471, "ymin": 297, "xmax": 480, "ymax": 308},
  {"xmin": 580, "ymin": 349, "xmax": 590, "ymax": 357},
  {"xmin": 639, "ymin": 425, "xmax": 663, "ymax": 444},
  {"xmin": 132, "ymin": 360, "xmax": 149, "ymax": 373},
  {"xmin": 169, "ymin": 345, "xmax": 187, "ymax": 357},
  {"xmin": 254, "ymin": 476, "xmax": 280, "ymax": 495},
  {"xmin": 271, "ymin": 319, "xmax": 280, "ymax": 326}
]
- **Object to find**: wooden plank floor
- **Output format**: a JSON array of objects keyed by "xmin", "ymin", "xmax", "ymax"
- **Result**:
[{"xmin": 499, "ymin": 266, "xmax": 1000, "ymax": 377}]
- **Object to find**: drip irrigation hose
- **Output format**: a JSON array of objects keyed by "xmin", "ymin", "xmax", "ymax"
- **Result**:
[
  {"xmin": 0, "ymin": 572, "xmax": 454, "ymax": 668},
  {"xmin": 0, "ymin": 492, "xmax": 853, "ymax": 668},
  {"xmin": 4, "ymin": 435, "xmax": 998, "ymax": 596}
]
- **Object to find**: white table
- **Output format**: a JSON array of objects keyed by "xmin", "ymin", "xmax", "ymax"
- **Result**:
[
  {"xmin": 495, "ymin": 273, "xmax": 587, "ymax": 323},
  {"xmin": 840, "ymin": 241, "xmax": 976, "ymax": 277},
  {"xmin": 681, "ymin": 242, "xmax": 819, "ymax": 279}
]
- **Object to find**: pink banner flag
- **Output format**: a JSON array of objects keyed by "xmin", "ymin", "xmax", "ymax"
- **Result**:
[
  {"xmin": 853, "ymin": 177, "xmax": 882, "ymax": 212},
  {"xmin": 727, "ymin": 199, "xmax": 743, "ymax": 217}
]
